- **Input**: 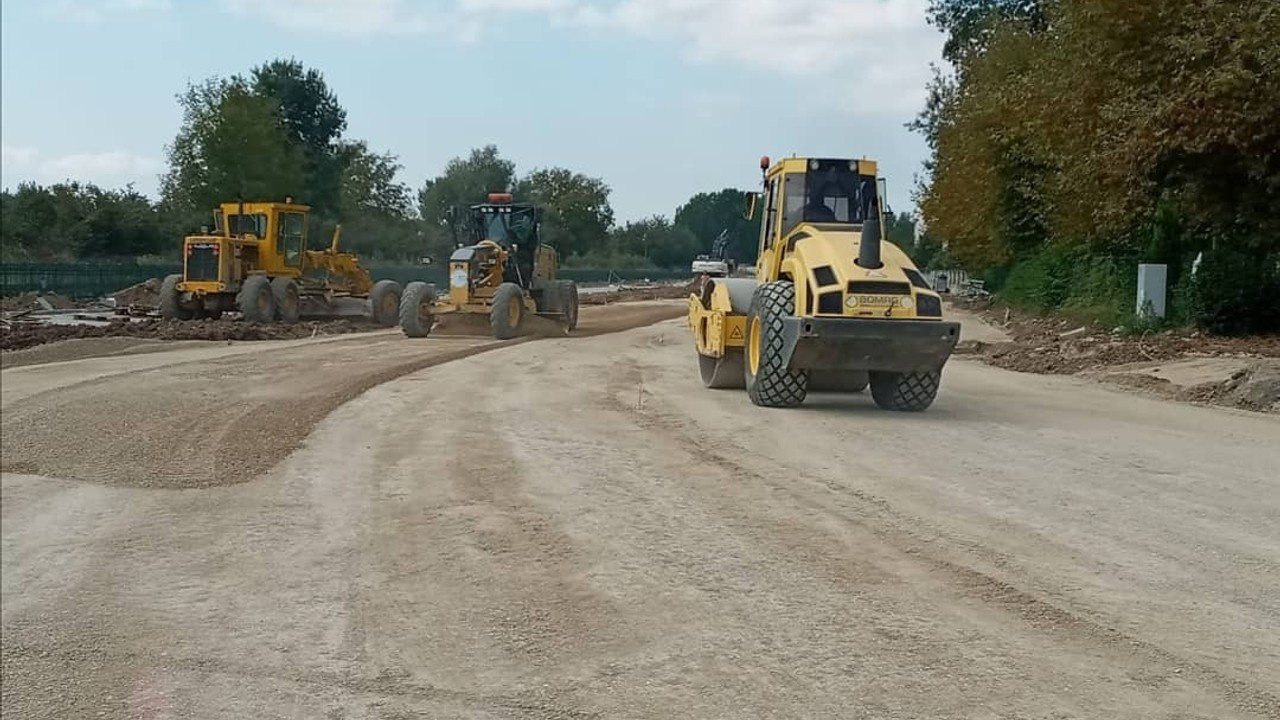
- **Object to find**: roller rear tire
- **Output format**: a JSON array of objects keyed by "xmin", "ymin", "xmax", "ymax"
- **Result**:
[{"xmin": 869, "ymin": 370, "xmax": 942, "ymax": 412}]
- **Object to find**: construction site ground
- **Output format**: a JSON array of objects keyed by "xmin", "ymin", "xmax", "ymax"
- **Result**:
[{"xmin": 2, "ymin": 299, "xmax": 1277, "ymax": 719}]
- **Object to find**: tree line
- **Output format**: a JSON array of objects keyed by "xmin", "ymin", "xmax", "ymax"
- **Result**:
[
  {"xmin": 0, "ymin": 58, "xmax": 794, "ymax": 271},
  {"xmin": 914, "ymin": 0, "xmax": 1279, "ymax": 333}
]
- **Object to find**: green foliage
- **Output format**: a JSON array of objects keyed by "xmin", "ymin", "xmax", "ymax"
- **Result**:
[
  {"xmin": 1186, "ymin": 247, "xmax": 1280, "ymax": 336},
  {"xmin": 999, "ymin": 247, "xmax": 1137, "ymax": 327},
  {"xmin": 917, "ymin": 0, "xmax": 1280, "ymax": 334},
  {"xmin": 1, "ymin": 182, "xmax": 166, "ymax": 261},
  {"xmin": 516, "ymin": 167, "xmax": 614, "ymax": 258}
]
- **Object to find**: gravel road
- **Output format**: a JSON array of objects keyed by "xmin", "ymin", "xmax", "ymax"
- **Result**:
[{"xmin": 2, "ymin": 301, "xmax": 1277, "ymax": 719}]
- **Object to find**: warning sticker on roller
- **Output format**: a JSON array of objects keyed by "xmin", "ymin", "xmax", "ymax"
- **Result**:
[{"xmin": 729, "ymin": 326, "xmax": 744, "ymax": 340}]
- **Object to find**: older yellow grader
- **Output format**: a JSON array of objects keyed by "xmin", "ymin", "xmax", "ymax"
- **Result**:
[
  {"xmin": 688, "ymin": 156, "xmax": 960, "ymax": 411},
  {"xmin": 159, "ymin": 198, "xmax": 403, "ymax": 325},
  {"xmin": 397, "ymin": 193, "xmax": 578, "ymax": 340}
]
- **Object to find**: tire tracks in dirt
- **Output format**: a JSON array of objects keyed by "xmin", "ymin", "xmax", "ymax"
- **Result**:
[{"xmin": 592, "ymin": 349, "xmax": 1280, "ymax": 719}]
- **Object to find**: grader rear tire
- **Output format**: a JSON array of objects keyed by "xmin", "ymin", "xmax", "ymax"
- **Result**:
[
  {"xmin": 490, "ymin": 282, "xmax": 525, "ymax": 340},
  {"xmin": 238, "ymin": 275, "xmax": 275, "ymax": 323},
  {"xmin": 560, "ymin": 280, "xmax": 579, "ymax": 331},
  {"xmin": 271, "ymin": 277, "xmax": 300, "ymax": 324},
  {"xmin": 869, "ymin": 370, "xmax": 942, "ymax": 412},
  {"xmin": 398, "ymin": 281, "xmax": 436, "ymax": 338},
  {"xmin": 699, "ymin": 350, "xmax": 745, "ymax": 389},
  {"xmin": 744, "ymin": 281, "xmax": 807, "ymax": 408},
  {"xmin": 159, "ymin": 274, "xmax": 193, "ymax": 320},
  {"xmin": 370, "ymin": 279, "xmax": 403, "ymax": 326}
]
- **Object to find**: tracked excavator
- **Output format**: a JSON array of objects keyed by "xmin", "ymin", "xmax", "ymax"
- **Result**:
[{"xmin": 687, "ymin": 156, "xmax": 960, "ymax": 411}]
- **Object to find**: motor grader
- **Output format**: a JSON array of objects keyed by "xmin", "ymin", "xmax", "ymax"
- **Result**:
[
  {"xmin": 688, "ymin": 156, "xmax": 961, "ymax": 411},
  {"xmin": 158, "ymin": 198, "xmax": 403, "ymax": 325},
  {"xmin": 398, "ymin": 192, "xmax": 578, "ymax": 340}
]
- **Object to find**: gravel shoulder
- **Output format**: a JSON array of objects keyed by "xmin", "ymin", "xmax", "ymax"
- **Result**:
[{"xmin": 3, "ymin": 304, "xmax": 1278, "ymax": 718}]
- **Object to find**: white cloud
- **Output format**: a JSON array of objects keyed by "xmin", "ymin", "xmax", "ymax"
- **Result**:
[
  {"xmin": 214, "ymin": 0, "xmax": 939, "ymax": 116},
  {"xmin": 0, "ymin": 144, "xmax": 161, "ymax": 191}
]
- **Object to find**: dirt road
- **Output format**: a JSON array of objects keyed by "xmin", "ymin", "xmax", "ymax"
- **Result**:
[{"xmin": 3, "ymin": 302, "xmax": 1278, "ymax": 719}]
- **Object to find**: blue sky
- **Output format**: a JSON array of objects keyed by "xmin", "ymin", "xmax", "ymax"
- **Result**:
[{"xmin": 1, "ymin": 0, "xmax": 944, "ymax": 222}]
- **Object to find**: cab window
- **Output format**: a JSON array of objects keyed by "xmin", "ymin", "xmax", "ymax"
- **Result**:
[{"xmin": 279, "ymin": 212, "xmax": 306, "ymax": 265}]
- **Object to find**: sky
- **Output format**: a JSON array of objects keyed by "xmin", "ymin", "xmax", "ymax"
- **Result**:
[{"xmin": 0, "ymin": 0, "xmax": 945, "ymax": 223}]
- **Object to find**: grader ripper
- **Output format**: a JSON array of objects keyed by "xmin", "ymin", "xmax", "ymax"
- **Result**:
[
  {"xmin": 688, "ymin": 156, "xmax": 960, "ymax": 411},
  {"xmin": 398, "ymin": 192, "xmax": 578, "ymax": 340},
  {"xmin": 159, "ymin": 199, "xmax": 402, "ymax": 325}
]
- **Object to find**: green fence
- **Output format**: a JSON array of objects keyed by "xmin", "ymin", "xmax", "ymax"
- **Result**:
[{"xmin": 0, "ymin": 263, "xmax": 693, "ymax": 299}]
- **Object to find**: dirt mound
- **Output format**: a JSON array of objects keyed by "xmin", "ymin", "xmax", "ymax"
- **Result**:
[
  {"xmin": 1, "ymin": 317, "xmax": 382, "ymax": 352},
  {"xmin": 1181, "ymin": 362, "xmax": 1280, "ymax": 412},
  {"xmin": 952, "ymin": 298, "xmax": 1280, "ymax": 376},
  {"xmin": 109, "ymin": 278, "xmax": 162, "ymax": 308}
]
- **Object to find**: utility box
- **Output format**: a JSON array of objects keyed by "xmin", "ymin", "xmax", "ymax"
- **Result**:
[{"xmin": 1136, "ymin": 263, "xmax": 1168, "ymax": 319}]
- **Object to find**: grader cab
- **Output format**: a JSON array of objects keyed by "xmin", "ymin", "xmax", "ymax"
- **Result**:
[
  {"xmin": 398, "ymin": 193, "xmax": 579, "ymax": 340},
  {"xmin": 159, "ymin": 199, "xmax": 402, "ymax": 325},
  {"xmin": 688, "ymin": 156, "xmax": 960, "ymax": 411}
]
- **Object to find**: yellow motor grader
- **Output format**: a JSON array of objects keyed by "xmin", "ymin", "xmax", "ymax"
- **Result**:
[
  {"xmin": 688, "ymin": 156, "xmax": 960, "ymax": 411},
  {"xmin": 398, "ymin": 193, "xmax": 578, "ymax": 340},
  {"xmin": 159, "ymin": 198, "xmax": 402, "ymax": 325}
]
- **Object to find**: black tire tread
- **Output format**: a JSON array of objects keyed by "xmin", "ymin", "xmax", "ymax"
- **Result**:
[
  {"xmin": 159, "ymin": 274, "xmax": 192, "ymax": 320},
  {"xmin": 490, "ymin": 283, "xmax": 525, "ymax": 340},
  {"xmin": 271, "ymin": 276, "xmax": 300, "ymax": 324},
  {"xmin": 869, "ymin": 370, "xmax": 941, "ymax": 412},
  {"xmin": 369, "ymin": 279, "xmax": 403, "ymax": 326},
  {"xmin": 238, "ymin": 275, "xmax": 275, "ymax": 323},
  {"xmin": 398, "ymin": 281, "xmax": 436, "ymax": 338},
  {"xmin": 745, "ymin": 281, "xmax": 807, "ymax": 407}
]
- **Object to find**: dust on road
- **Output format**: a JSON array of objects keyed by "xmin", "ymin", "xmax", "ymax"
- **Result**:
[{"xmin": 3, "ymin": 303, "xmax": 1278, "ymax": 719}]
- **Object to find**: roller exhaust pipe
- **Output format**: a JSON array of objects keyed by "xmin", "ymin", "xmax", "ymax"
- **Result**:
[{"xmin": 858, "ymin": 212, "xmax": 883, "ymax": 269}]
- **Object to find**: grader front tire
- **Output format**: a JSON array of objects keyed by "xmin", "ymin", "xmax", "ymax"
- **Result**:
[
  {"xmin": 490, "ymin": 283, "xmax": 525, "ymax": 340},
  {"xmin": 398, "ymin": 281, "xmax": 436, "ymax": 338},
  {"xmin": 744, "ymin": 281, "xmax": 808, "ymax": 408},
  {"xmin": 560, "ymin": 280, "xmax": 579, "ymax": 331},
  {"xmin": 159, "ymin": 274, "xmax": 193, "ymax": 321}
]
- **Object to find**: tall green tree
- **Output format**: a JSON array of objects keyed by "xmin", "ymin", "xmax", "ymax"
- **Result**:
[
  {"xmin": 516, "ymin": 167, "xmax": 614, "ymax": 258},
  {"xmin": 250, "ymin": 58, "xmax": 349, "ymax": 214},
  {"xmin": 160, "ymin": 76, "xmax": 306, "ymax": 230}
]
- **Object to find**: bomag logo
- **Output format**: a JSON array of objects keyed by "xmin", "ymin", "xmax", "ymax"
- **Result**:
[{"xmin": 854, "ymin": 295, "xmax": 899, "ymax": 307}]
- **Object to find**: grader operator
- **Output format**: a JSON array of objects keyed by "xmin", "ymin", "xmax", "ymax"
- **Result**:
[{"xmin": 688, "ymin": 156, "xmax": 960, "ymax": 411}]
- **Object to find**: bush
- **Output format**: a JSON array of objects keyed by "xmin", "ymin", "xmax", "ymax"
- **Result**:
[
  {"xmin": 1187, "ymin": 247, "xmax": 1280, "ymax": 335},
  {"xmin": 997, "ymin": 247, "xmax": 1140, "ymax": 327}
]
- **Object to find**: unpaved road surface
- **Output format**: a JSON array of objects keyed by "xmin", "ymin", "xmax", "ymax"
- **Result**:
[{"xmin": 3, "ymin": 302, "xmax": 1278, "ymax": 719}]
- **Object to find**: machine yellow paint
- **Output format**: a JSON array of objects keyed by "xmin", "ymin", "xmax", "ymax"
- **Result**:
[
  {"xmin": 688, "ymin": 155, "xmax": 961, "ymax": 410},
  {"xmin": 160, "ymin": 199, "xmax": 404, "ymax": 325}
]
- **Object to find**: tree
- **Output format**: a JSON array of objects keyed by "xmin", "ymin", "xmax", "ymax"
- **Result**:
[
  {"xmin": 160, "ymin": 76, "xmax": 307, "ymax": 230},
  {"xmin": 609, "ymin": 216, "xmax": 700, "ymax": 269},
  {"xmin": 673, "ymin": 189, "xmax": 760, "ymax": 265},
  {"xmin": 516, "ymin": 167, "xmax": 614, "ymax": 258},
  {"xmin": 250, "ymin": 58, "xmax": 349, "ymax": 214}
]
